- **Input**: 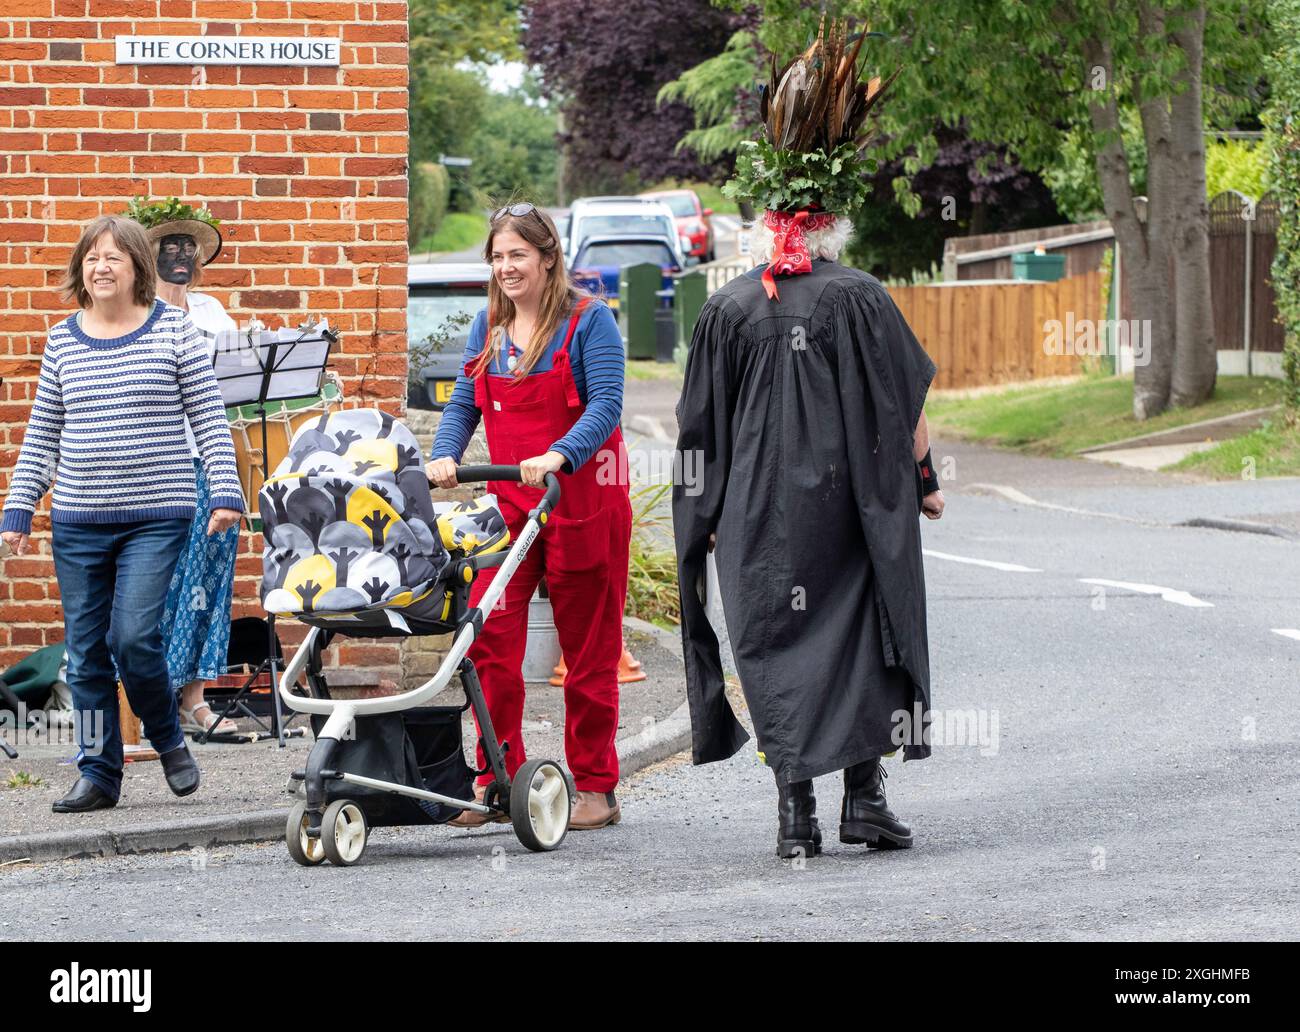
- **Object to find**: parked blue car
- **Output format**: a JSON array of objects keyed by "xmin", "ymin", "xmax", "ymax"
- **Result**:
[{"xmin": 569, "ymin": 234, "xmax": 683, "ymax": 309}]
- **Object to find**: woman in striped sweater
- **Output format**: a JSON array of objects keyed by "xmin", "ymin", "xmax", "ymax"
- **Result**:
[{"xmin": 0, "ymin": 215, "xmax": 245, "ymax": 813}]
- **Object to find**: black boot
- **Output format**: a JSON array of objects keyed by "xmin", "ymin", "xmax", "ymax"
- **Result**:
[
  {"xmin": 52, "ymin": 777, "xmax": 117, "ymax": 813},
  {"xmin": 776, "ymin": 779, "xmax": 822, "ymax": 859},
  {"xmin": 839, "ymin": 758, "xmax": 912, "ymax": 849},
  {"xmin": 159, "ymin": 744, "xmax": 200, "ymax": 797}
]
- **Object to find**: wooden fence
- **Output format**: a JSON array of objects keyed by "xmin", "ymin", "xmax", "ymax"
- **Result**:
[
  {"xmin": 942, "ymin": 219, "xmax": 1114, "ymax": 282},
  {"xmin": 1208, "ymin": 191, "xmax": 1283, "ymax": 363},
  {"xmin": 689, "ymin": 249, "xmax": 1105, "ymax": 390},
  {"xmin": 888, "ymin": 269, "xmax": 1104, "ymax": 390}
]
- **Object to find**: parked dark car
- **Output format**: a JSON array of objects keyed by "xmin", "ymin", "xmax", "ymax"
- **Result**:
[
  {"xmin": 407, "ymin": 263, "xmax": 490, "ymax": 410},
  {"xmin": 568, "ymin": 235, "xmax": 683, "ymax": 309}
]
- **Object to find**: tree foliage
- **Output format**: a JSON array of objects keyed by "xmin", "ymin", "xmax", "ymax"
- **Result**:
[
  {"xmin": 408, "ymin": 0, "xmax": 521, "ymax": 168},
  {"xmin": 410, "ymin": 65, "xmax": 488, "ymax": 172},
  {"xmin": 410, "ymin": 161, "xmax": 450, "ymax": 248},
  {"xmin": 1039, "ymin": 110, "xmax": 1149, "ymax": 223},
  {"xmin": 657, "ymin": 29, "xmax": 760, "ymax": 164},
  {"xmin": 523, "ymin": 0, "xmax": 742, "ymax": 194},
  {"xmin": 467, "ymin": 75, "xmax": 562, "ymax": 206},
  {"xmin": 847, "ymin": 127, "xmax": 1063, "ymax": 278},
  {"xmin": 1204, "ymin": 138, "xmax": 1271, "ymax": 200},
  {"xmin": 1265, "ymin": 0, "xmax": 1300, "ymax": 410},
  {"xmin": 409, "ymin": 0, "xmax": 522, "ymax": 66}
]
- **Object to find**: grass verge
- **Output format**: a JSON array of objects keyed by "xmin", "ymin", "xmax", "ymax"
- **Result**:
[
  {"xmin": 411, "ymin": 211, "xmax": 489, "ymax": 258},
  {"xmin": 1166, "ymin": 416, "xmax": 1300, "ymax": 479},
  {"xmin": 926, "ymin": 374, "xmax": 1285, "ymax": 456},
  {"xmin": 625, "ymin": 360, "xmax": 685, "ymax": 383}
]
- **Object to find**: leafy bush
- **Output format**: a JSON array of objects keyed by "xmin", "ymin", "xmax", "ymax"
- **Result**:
[
  {"xmin": 1205, "ymin": 138, "xmax": 1270, "ymax": 201},
  {"xmin": 624, "ymin": 481, "xmax": 680, "ymax": 626},
  {"xmin": 1265, "ymin": 0, "xmax": 1300, "ymax": 411},
  {"xmin": 409, "ymin": 161, "xmax": 450, "ymax": 250}
]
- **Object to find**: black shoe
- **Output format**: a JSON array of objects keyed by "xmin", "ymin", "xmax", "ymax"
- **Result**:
[
  {"xmin": 52, "ymin": 777, "xmax": 117, "ymax": 813},
  {"xmin": 776, "ymin": 778, "xmax": 822, "ymax": 859},
  {"xmin": 840, "ymin": 758, "xmax": 912, "ymax": 848},
  {"xmin": 159, "ymin": 744, "xmax": 200, "ymax": 797}
]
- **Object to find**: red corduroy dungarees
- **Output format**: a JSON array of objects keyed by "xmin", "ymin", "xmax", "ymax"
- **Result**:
[{"xmin": 465, "ymin": 301, "xmax": 632, "ymax": 792}]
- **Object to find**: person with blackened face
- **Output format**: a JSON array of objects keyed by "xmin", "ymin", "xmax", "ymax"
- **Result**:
[{"xmin": 133, "ymin": 204, "xmax": 243, "ymax": 741}]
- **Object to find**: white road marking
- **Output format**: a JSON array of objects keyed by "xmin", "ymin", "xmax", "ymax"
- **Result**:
[
  {"xmin": 922, "ymin": 549, "xmax": 1042, "ymax": 573},
  {"xmin": 1270, "ymin": 628, "xmax": 1300, "ymax": 641},
  {"xmin": 1078, "ymin": 578, "xmax": 1213, "ymax": 608},
  {"xmin": 966, "ymin": 482, "xmax": 1151, "ymax": 525}
]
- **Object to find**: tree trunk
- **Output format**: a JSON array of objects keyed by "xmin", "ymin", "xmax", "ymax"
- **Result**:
[
  {"xmin": 1169, "ymin": 194, "xmax": 1217, "ymax": 406},
  {"xmin": 1084, "ymin": 32, "xmax": 1173, "ymax": 418},
  {"xmin": 1167, "ymin": 2, "xmax": 1217, "ymax": 407},
  {"xmin": 1132, "ymin": 80, "xmax": 1179, "ymax": 418},
  {"xmin": 1085, "ymin": 5, "xmax": 1216, "ymax": 419},
  {"xmin": 1125, "ymin": 246, "xmax": 1176, "ymax": 419}
]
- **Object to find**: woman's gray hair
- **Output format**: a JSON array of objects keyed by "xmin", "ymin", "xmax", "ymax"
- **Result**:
[{"xmin": 749, "ymin": 213, "xmax": 854, "ymax": 264}]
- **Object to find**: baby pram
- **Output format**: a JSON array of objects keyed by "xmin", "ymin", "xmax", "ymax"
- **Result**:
[{"xmin": 260, "ymin": 408, "xmax": 573, "ymax": 866}]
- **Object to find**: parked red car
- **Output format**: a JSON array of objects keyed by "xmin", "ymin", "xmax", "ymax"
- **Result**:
[{"xmin": 640, "ymin": 189, "xmax": 715, "ymax": 263}]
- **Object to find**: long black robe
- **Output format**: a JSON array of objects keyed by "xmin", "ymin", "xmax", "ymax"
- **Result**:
[{"xmin": 672, "ymin": 259, "xmax": 936, "ymax": 784}]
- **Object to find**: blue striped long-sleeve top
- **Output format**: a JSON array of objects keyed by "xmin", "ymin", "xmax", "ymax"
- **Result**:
[
  {"xmin": 0, "ymin": 299, "xmax": 246, "ymax": 535},
  {"xmin": 430, "ymin": 300, "xmax": 625, "ymax": 472}
]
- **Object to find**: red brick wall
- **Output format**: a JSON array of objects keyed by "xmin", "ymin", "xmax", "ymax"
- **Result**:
[{"xmin": 0, "ymin": 1, "xmax": 410, "ymax": 676}]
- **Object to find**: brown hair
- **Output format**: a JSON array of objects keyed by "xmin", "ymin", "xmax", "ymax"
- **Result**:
[
  {"xmin": 471, "ymin": 202, "xmax": 591, "ymax": 381},
  {"xmin": 61, "ymin": 215, "xmax": 157, "ymax": 309}
]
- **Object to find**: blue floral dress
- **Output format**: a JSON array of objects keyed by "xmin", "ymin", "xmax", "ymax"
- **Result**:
[{"xmin": 160, "ymin": 459, "xmax": 239, "ymax": 691}]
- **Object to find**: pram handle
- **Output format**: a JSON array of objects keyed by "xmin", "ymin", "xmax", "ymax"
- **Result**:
[{"xmin": 451, "ymin": 465, "xmax": 562, "ymax": 522}]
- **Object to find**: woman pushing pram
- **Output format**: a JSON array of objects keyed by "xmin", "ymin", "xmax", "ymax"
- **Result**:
[{"xmin": 263, "ymin": 407, "xmax": 577, "ymax": 864}]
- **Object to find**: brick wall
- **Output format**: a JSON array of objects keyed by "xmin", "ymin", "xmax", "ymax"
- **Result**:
[{"xmin": 0, "ymin": 1, "xmax": 410, "ymax": 677}]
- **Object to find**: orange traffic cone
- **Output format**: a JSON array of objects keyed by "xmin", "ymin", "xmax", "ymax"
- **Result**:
[{"xmin": 550, "ymin": 639, "xmax": 647, "ymax": 685}]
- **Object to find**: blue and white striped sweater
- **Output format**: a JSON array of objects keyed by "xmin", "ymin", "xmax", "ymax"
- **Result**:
[{"xmin": 0, "ymin": 299, "xmax": 245, "ymax": 535}]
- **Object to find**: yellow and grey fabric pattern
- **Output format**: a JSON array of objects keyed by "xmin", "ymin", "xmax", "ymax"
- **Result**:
[
  {"xmin": 432, "ymin": 495, "xmax": 510, "ymax": 557},
  {"xmin": 258, "ymin": 409, "xmax": 450, "ymax": 616}
]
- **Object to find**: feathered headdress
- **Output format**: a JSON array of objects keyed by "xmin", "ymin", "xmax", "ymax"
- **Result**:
[{"xmin": 725, "ymin": 17, "xmax": 899, "ymax": 298}]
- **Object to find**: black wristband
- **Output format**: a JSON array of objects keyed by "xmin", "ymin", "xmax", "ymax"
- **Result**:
[{"xmin": 918, "ymin": 447, "xmax": 940, "ymax": 495}]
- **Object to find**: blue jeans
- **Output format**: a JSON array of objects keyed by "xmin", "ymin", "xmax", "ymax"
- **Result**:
[{"xmin": 52, "ymin": 519, "xmax": 192, "ymax": 800}]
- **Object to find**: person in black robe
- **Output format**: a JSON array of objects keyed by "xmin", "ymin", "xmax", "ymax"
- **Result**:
[
  {"xmin": 671, "ymin": 18, "xmax": 947, "ymax": 858},
  {"xmin": 673, "ymin": 253, "xmax": 943, "ymax": 858}
]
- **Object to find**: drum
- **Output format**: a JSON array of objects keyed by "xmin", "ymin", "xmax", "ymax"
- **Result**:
[{"xmin": 228, "ymin": 376, "xmax": 342, "ymax": 519}]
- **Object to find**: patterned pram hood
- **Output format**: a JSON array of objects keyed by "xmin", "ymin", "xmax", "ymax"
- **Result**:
[
  {"xmin": 431, "ymin": 495, "xmax": 510, "ymax": 558},
  {"xmin": 260, "ymin": 409, "xmax": 450, "ymax": 618}
]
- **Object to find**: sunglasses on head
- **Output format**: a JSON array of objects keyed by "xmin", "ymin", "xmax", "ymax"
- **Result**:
[{"xmin": 491, "ymin": 202, "xmax": 539, "ymax": 222}]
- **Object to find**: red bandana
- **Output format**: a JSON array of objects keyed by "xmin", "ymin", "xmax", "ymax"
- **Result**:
[{"xmin": 761, "ymin": 208, "xmax": 838, "ymax": 301}]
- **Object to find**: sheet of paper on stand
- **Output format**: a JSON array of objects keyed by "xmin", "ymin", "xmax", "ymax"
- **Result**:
[{"xmin": 211, "ymin": 326, "xmax": 332, "ymax": 407}]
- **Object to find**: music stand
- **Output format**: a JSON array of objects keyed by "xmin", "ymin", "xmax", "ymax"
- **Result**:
[{"xmin": 204, "ymin": 320, "xmax": 338, "ymax": 747}]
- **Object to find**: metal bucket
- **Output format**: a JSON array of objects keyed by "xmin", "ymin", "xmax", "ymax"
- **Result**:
[{"xmin": 522, "ymin": 587, "xmax": 562, "ymax": 683}]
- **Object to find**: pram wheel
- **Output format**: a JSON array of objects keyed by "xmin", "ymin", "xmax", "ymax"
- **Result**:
[
  {"xmin": 320, "ymin": 799, "xmax": 369, "ymax": 866},
  {"xmin": 285, "ymin": 802, "xmax": 326, "ymax": 867},
  {"xmin": 509, "ymin": 759, "xmax": 574, "ymax": 852}
]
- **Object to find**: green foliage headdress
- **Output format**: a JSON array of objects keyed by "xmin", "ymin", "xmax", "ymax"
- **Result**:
[{"xmin": 724, "ymin": 16, "xmax": 899, "ymax": 216}]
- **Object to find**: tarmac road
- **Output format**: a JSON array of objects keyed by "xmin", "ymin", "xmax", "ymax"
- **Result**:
[{"xmin": 3, "ymin": 487, "xmax": 1297, "ymax": 941}]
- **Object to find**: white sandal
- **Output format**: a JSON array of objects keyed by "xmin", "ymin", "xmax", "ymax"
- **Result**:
[{"xmin": 179, "ymin": 702, "xmax": 237, "ymax": 735}]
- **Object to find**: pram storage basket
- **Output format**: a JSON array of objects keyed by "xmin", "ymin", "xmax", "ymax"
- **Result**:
[{"xmin": 308, "ymin": 707, "xmax": 473, "ymax": 827}]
